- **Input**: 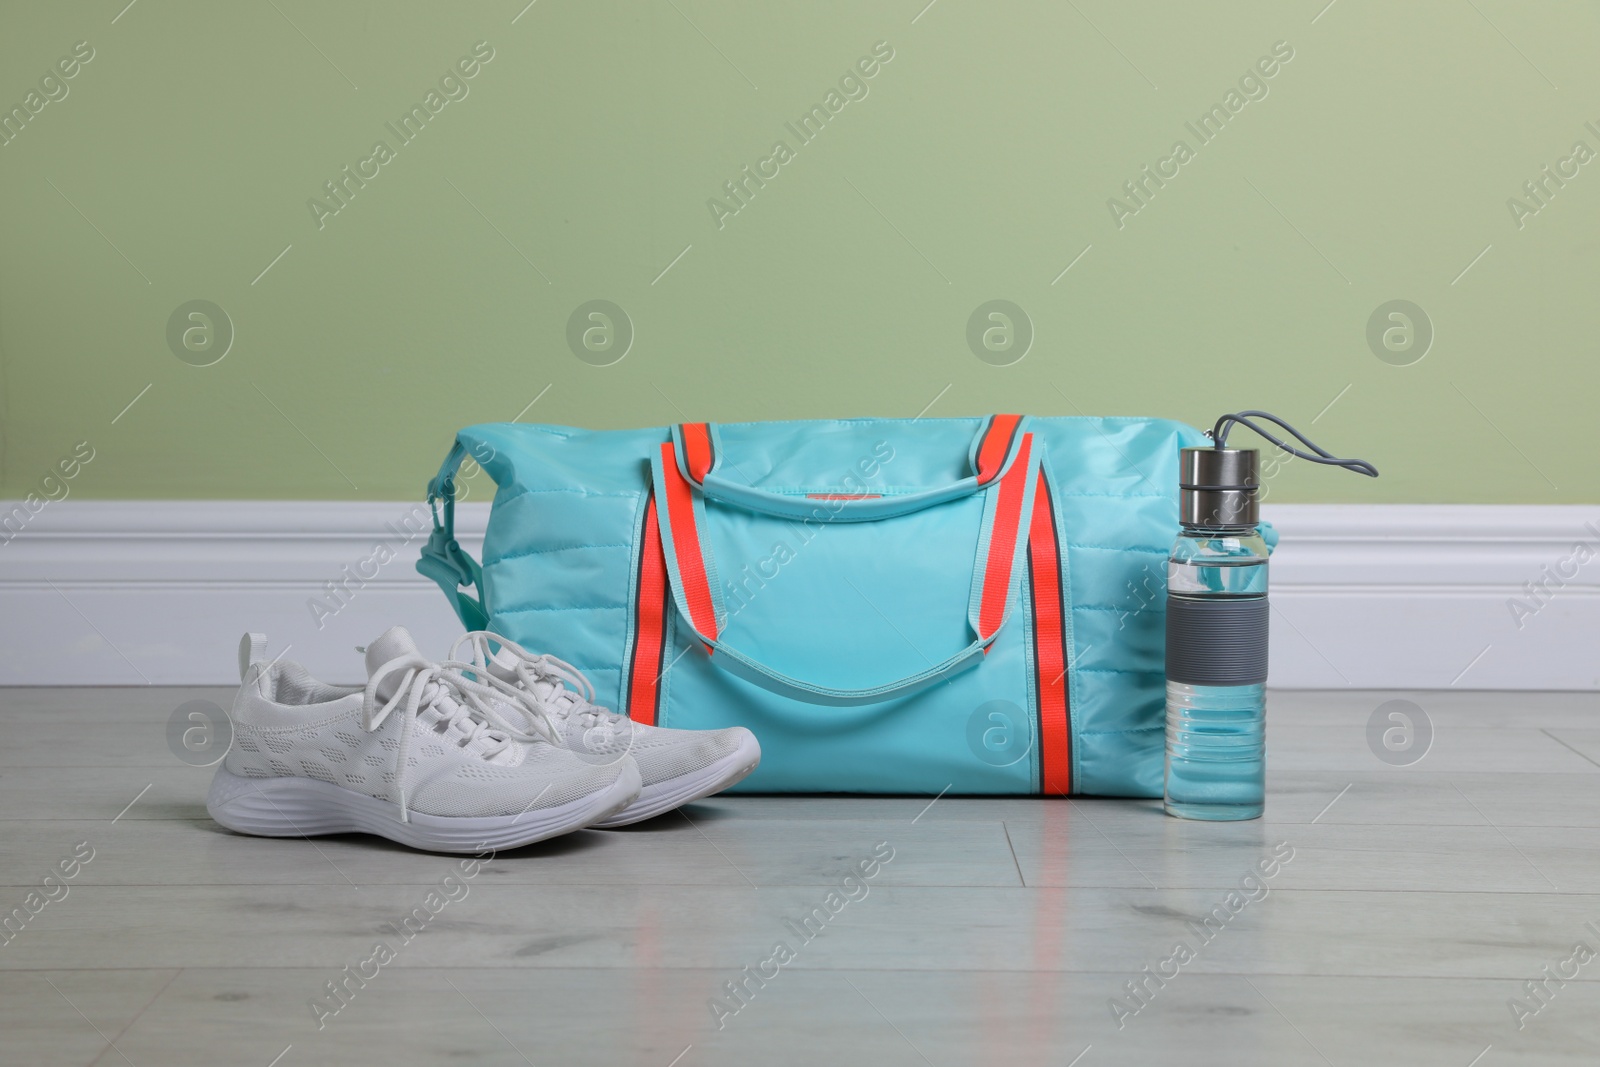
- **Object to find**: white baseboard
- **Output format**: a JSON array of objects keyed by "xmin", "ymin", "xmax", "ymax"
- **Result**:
[
  {"xmin": 1265, "ymin": 504, "xmax": 1599, "ymax": 690},
  {"xmin": 0, "ymin": 500, "xmax": 487, "ymax": 688},
  {"xmin": 0, "ymin": 501, "xmax": 1595, "ymax": 689}
]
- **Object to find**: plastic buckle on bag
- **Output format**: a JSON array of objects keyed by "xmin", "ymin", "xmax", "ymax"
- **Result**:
[
  {"xmin": 420, "ymin": 526, "xmax": 474, "ymax": 590},
  {"xmin": 426, "ymin": 479, "xmax": 454, "ymax": 524}
]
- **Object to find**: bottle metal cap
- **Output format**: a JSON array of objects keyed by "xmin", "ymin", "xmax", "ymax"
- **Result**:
[
  {"xmin": 1179, "ymin": 447, "xmax": 1259, "ymax": 527},
  {"xmin": 1180, "ymin": 447, "xmax": 1259, "ymax": 489}
]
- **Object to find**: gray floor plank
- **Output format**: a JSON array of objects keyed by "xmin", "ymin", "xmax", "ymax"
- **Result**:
[
  {"xmin": 1268, "ymin": 724, "xmax": 1599, "ymax": 774},
  {"xmin": 4, "ymin": 880, "xmax": 1600, "ymax": 980},
  {"xmin": 32, "ymin": 967, "xmax": 1600, "ymax": 1067},
  {"xmin": 0, "ymin": 816, "xmax": 1021, "ymax": 889},
  {"xmin": 1546, "ymin": 729, "xmax": 1600, "ymax": 768},
  {"xmin": 0, "ymin": 764, "xmax": 211, "ymax": 821},
  {"xmin": 0, "ymin": 969, "xmax": 182, "ymax": 1067},
  {"xmin": 5, "ymin": 686, "xmax": 1600, "ymax": 1066}
]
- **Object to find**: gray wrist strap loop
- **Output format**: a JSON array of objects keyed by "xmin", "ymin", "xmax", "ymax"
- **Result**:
[{"xmin": 1211, "ymin": 410, "xmax": 1379, "ymax": 479}]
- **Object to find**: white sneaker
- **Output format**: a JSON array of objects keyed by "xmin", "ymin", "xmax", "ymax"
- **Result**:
[
  {"xmin": 451, "ymin": 632, "xmax": 761, "ymax": 827},
  {"xmin": 206, "ymin": 627, "xmax": 641, "ymax": 853}
]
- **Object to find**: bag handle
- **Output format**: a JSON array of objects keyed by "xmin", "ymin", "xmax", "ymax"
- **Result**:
[
  {"xmin": 647, "ymin": 431, "xmax": 1040, "ymax": 706},
  {"xmin": 671, "ymin": 415, "xmax": 1030, "ymax": 521},
  {"xmin": 416, "ymin": 440, "xmax": 490, "ymax": 632}
]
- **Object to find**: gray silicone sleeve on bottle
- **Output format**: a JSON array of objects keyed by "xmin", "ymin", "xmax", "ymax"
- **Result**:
[{"xmin": 1165, "ymin": 596, "xmax": 1270, "ymax": 686}]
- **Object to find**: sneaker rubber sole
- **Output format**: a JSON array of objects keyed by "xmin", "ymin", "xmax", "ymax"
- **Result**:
[
  {"xmin": 206, "ymin": 762, "xmax": 642, "ymax": 854},
  {"xmin": 592, "ymin": 728, "xmax": 761, "ymax": 828}
]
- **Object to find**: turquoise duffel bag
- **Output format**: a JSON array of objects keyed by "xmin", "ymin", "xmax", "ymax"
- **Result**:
[{"xmin": 418, "ymin": 414, "xmax": 1209, "ymax": 796}]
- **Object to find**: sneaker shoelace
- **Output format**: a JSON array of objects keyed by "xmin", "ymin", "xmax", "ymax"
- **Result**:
[
  {"xmin": 449, "ymin": 632, "xmax": 621, "ymax": 738},
  {"xmin": 363, "ymin": 652, "xmax": 560, "ymax": 823}
]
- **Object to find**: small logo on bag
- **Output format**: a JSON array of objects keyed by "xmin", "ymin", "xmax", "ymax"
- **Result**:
[{"xmin": 966, "ymin": 699, "xmax": 1034, "ymax": 767}]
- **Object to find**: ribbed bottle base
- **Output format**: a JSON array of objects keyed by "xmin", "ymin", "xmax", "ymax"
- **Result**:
[{"xmin": 1163, "ymin": 681, "xmax": 1265, "ymax": 822}]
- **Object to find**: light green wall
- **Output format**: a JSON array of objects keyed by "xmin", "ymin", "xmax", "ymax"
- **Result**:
[{"xmin": 1, "ymin": 0, "xmax": 1595, "ymax": 503}]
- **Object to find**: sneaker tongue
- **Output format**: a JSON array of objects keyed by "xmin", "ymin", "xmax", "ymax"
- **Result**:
[
  {"xmin": 485, "ymin": 646, "xmax": 521, "ymax": 684},
  {"xmin": 364, "ymin": 626, "xmax": 425, "ymax": 701},
  {"xmin": 483, "ymin": 646, "xmax": 576, "ymax": 719}
]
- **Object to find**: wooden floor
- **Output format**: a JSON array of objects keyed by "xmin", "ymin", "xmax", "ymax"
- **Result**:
[{"xmin": 3, "ymin": 686, "xmax": 1599, "ymax": 1065}]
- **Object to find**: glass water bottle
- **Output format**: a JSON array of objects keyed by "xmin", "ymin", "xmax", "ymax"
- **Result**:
[{"xmin": 1164, "ymin": 447, "xmax": 1268, "ymax": 821}]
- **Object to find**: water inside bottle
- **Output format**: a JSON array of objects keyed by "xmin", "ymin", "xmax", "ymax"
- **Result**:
[{"xmin": 1164, "ymin": 680, "xmax": 1265, "ymax": 820}]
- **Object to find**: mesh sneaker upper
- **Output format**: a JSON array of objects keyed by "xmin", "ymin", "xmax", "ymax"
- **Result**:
[
  {"xmin": 226, "ymin": 640, "xmax": 627, "ymax": 820},
  {"xmin": 452, "ymin": 633, "xmax": 751, "ymax": 792},
  {"xmin": 565, "ymin": 715, "xmax": 747, "ymax": 789}
]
